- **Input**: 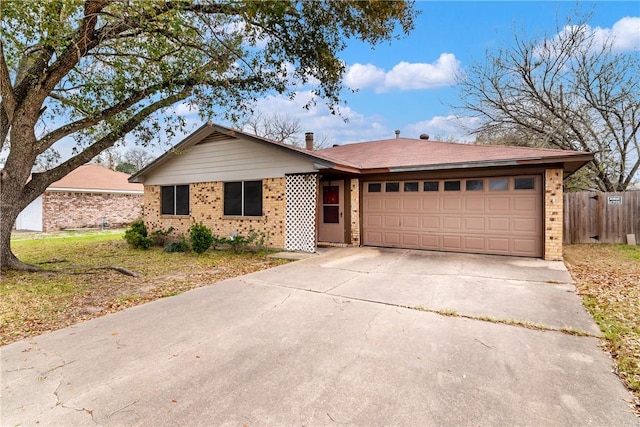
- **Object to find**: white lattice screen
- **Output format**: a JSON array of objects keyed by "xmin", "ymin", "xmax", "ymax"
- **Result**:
[{"xmin": 285, "ymin": 173, "xmax": 318, "ymax": 252}]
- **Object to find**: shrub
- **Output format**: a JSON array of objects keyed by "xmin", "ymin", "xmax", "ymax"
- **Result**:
[
  {"xmin": 151, "ymin": 226, "xmax": 174, "ymax": 246},
  {"xmin": 189, "ymin": 222, "xmax": 213, "ymax": 254},
  {"xmin": 164, "ymin": 235, "xmax": 188, "ymax": 253},
  {"xmin": 124, "ymin": 219, "xmax": 152, "ymax": 249},
  {"xmin": 227, "ymin": 230, "xmax": 269, "ymax": 253},
  {"xmin": 211, "ymin": 235, "xmax": 227, "ymax": 250}
]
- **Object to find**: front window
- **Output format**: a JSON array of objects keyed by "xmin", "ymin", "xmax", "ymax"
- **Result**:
[
  {"xmin": 161, "ymin": 185, "xmax": 189, "ymax": 215},
  {"xmin": 224, "ymin": 181, "xmax": 263, "ymax": 216}
]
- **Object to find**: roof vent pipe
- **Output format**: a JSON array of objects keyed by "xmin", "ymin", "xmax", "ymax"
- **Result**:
[
  {"xmin": 419, "ymin": 134, "xmax": 430, "ymax": 140},
  {"xmin": 305, "ymin": 132, "xmax": 314, "ymax": 150},
  {"xmin": 395, "ymin": 130, "xmax": 400, "ymax": 139}
]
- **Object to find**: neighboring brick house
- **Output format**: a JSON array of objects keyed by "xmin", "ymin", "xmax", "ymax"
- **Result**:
[
  {"xmin": 130, "ymin": 123, "xmax": 593, "ymax": 260},
  {"xmin": 15, "ymin": 164, "xmax": 143, "ymax": 232}
]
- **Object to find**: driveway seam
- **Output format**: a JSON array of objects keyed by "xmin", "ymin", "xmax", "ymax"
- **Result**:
[{"xmin": 320, "ymin": 290, "xmax": 598, "ymax": 338}]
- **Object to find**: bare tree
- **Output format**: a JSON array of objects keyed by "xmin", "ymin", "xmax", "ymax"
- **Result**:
[
  {"xmin": 308, "ymin": 131, "xmax": 334, "ymax": 150},
  {"xmin": 243, "ymin": 112, "xmax": 302, "ymax": 145},
  {"xmin": 244, "ymin": 112, "xmax": 335, "ymax": 148},
  {"xmin": 123, "ymin": 147, "xmax": 154, "ymax": 172},
  {"xmin": 458, "ymin": 16, "xmax": 640, "ymax": 191},
  {"xmin": 93, "ymin": 146, "xmax": 123, "ymax": 170}
]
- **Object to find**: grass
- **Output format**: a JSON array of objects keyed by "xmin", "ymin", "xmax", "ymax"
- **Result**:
[
  {"xmin": 1, "ymin": 230, "xmax": 288, "ymax": 345},
  {"xmin": 564, "ymin": 244, "xmax": 640, "ymax": 413}
]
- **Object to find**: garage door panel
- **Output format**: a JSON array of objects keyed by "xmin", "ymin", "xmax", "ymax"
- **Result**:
[
  {"xmin": 384, "ymin": 215, "xmax": 401, "ymax": 227},
  {"xmin": 464, "ymin": 236, "xmax": 485, "ymax": 250},
  {"xmin": 420, "ymin": 235, "xmax": 439, "ymax": 249},
  {"xmin": 488, "ymin": 217, "xmax": 510, "ymax": 231},
  {"xmin": 442, "ymin": 235, "xmax": 462, "ymax": 250},
  {"xmin": 513, "ymin": 197, "xmax": 538, "ymax": 211},
  {"xmin": 442, "ymin": 217, "xmax": 462, "ymax": 230},
  {"xmin": 366, "ymin": 198, "xmax": 383, "ymax": 211},
  {"xmin": 488, "ymin": 197, "xmax": 510, "ymax": 212},
  {"xmin": 384, "ymin": 198, "xmax": 402, "ymax": 211},
  {"xmin": 362, "ymin": 175, "xmax": 542, "ymax": 257},
  {"xmin": 403, "ymin": 198, "xmax": 420, "ymax": 211},
  {"xmin": 421, "ymin": 216, "xmax": 440, "ymax": 229},
  {"xmin": 513, "ymin": 218, "xmax": 538, "ymax": 233},
  {"xmin": 465, "ymin": 198, "xmax": 485, "ymax": 211},
  {"xmin": 365, "ymin": 215, "xmax": 383, "ymax": 227},
  {"xmin": 464, "ymin": 217, "xmax": 485, "ymax": 231},
  {"xmin": 366, "ymin": 231, "xmax": 383, "ymax": 246},
  {"xmin": 443, "ymin": 198, "xmax": 462, "ymax": 211},
  {"xmin": 402, "ymin": 233, "xmax": 420, "ymax": 247},
  {"xmin": 403, "ymin": 215, "xmax": 420, "ymax": 228},
  {"xmin": 512, "ymin": 238, "xmax": 539, "ymax": 255},
  {"xmin": 422, "ymin": 200, "xmax": 440, "ymax": 212},
  {"xmin": 383, "ymin": 232, "xmax": 401, "ymax": 245},
  {"xmin": 487, "ymin": 238, "xmax": 510, "ymax": 252}
]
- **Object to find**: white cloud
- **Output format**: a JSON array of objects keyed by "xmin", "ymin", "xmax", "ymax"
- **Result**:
[
  {"xmin": 344, "ymin": 53, "xmax": 461, "ymax": 93},
  {"xmin": 594, "ymin": 16, "xmax": 640, "ymax": 51},
  {"xmin": 344, "ymin": 63, "xmax": 387, "ymax": 90},
  {"xmin": 247, "ymin": 91, "xmax": 378, "ymax": 145},
  {"xmin": 246, "ymin": 92, "xmax": 480, "ymax": 147},
  {"xmin": 553, "ymin": 16, "xmax": 640, "ymax": 53},
  {"xmin": 404, "ymin": 115, "xmax": 480, "ymax": 143}
]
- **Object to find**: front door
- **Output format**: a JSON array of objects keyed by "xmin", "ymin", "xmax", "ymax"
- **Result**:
[{"xmin": 318, "ymin": 180, "xmax": 344, "ymax": 243}]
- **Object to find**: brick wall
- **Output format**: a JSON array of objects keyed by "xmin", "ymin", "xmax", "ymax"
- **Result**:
[
  {"xmin": 349, "ymin": 178, "xmax": 361, "ymax": 245},
  {"xmin": 42, "ymin": 191, "xmax": 143, "ymax": 232},
  {"xmin": 144, "ymin": 178, "xmax": 287, "ymax": 249},
  {"xmin": 544, "ymin": 168, "xmax": 564, "ymax": 260}
]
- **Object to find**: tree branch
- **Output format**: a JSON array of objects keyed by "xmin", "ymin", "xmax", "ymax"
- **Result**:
[
  {"xmin": 27, "ymin": 87, "xmax": 193, "ymax": 196},
  {"xmin": 0, "ymin": 40, "xmax": 16, "ymax": 121}
]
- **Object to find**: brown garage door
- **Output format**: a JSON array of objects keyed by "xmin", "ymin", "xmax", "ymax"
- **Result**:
[{"xmin": 362, "ymin": 176, "xmax": 542, "ymax": 257}]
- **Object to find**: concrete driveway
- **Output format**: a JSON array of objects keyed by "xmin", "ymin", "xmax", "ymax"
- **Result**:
[{"xmin": 1, "ymin": 247, "xmax": 637, "ymax": 426}]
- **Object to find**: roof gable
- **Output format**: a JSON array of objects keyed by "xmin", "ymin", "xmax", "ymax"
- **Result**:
[{"xmin": 130, "ymin": 123, "xmax": 335, "ymax": 183}]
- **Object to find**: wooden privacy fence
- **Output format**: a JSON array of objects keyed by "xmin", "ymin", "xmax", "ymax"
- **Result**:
[{"xmin": 563, "ymin": 191, "xmax": 639, "ymax": 244}]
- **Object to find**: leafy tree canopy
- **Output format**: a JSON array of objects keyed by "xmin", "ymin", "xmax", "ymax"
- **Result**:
[{"xmin": 0, "ymin": 0, "xmax": 417, "ymax": 270}]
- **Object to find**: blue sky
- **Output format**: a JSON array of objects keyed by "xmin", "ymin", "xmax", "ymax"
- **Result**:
[{"xmin": 210, "ymin": 0, "xmax": 638, "ymax": 149}]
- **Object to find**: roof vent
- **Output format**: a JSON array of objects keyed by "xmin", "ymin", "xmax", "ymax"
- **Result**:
[
  {"xmin": 394, "ymin": 130, "xmax": 400, "ymax": 139},
  {"xmin": 419, "ymin": 134, "xmax": 430, "ymax": 140}
]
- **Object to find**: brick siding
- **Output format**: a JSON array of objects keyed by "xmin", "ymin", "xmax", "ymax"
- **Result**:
[
  {"xmin": 144, "ymin": 178, "xmax": 287, "ymax": 249},
  {"xmin": 349, "ymin": 178, "xmax": 361, "ymax": 245},
  {"xmin": 42, "ymin": 191, "xmax": 143, "ymax": 232},
  {"xmin": 544, "ymin": 168, "xmax": 564, "ymax": 260}
]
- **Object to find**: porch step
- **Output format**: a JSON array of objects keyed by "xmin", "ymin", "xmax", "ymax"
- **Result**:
[{"xmin": 317, "ymin": 242, "xmax": 356, "ymax": 248}]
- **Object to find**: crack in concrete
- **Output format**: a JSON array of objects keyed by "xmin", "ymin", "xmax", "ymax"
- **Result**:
[
  {"xmin": 320, "ymin": 291, "xmax": 598, "ymax": 338},
  {"xmin": 41, "ymin": 359, "xmax": 77, "ymax": 378},
  {"xmin": 326, "ymin": 411, "xmax": 350, "ymax": 424},
  {"xmin": 260, "ymin": 292, "xmax": 292, "ymax": 316},
  {"xmin": 2, "ymin": 366, "xmax": 36, "ymax": 373},
  {"xmin": 107, "ymin": 399, "xmax": 140, "ymax": 418},
  {"xmin": 60, "ymin": 403, "xmax": 98, "ymax": 424},
  {"xmin": 368, "ymin": 249, "xmax": 411, "ymax": 274}
]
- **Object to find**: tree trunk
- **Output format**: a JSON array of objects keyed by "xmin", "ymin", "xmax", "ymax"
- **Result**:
[
  {"xmin": 0, "ymin": 143, "xmax": 42, "ymax": 272},
  {"xmin": 0, "ymin": 197, "xmax": 39, "ymax": 272}
]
